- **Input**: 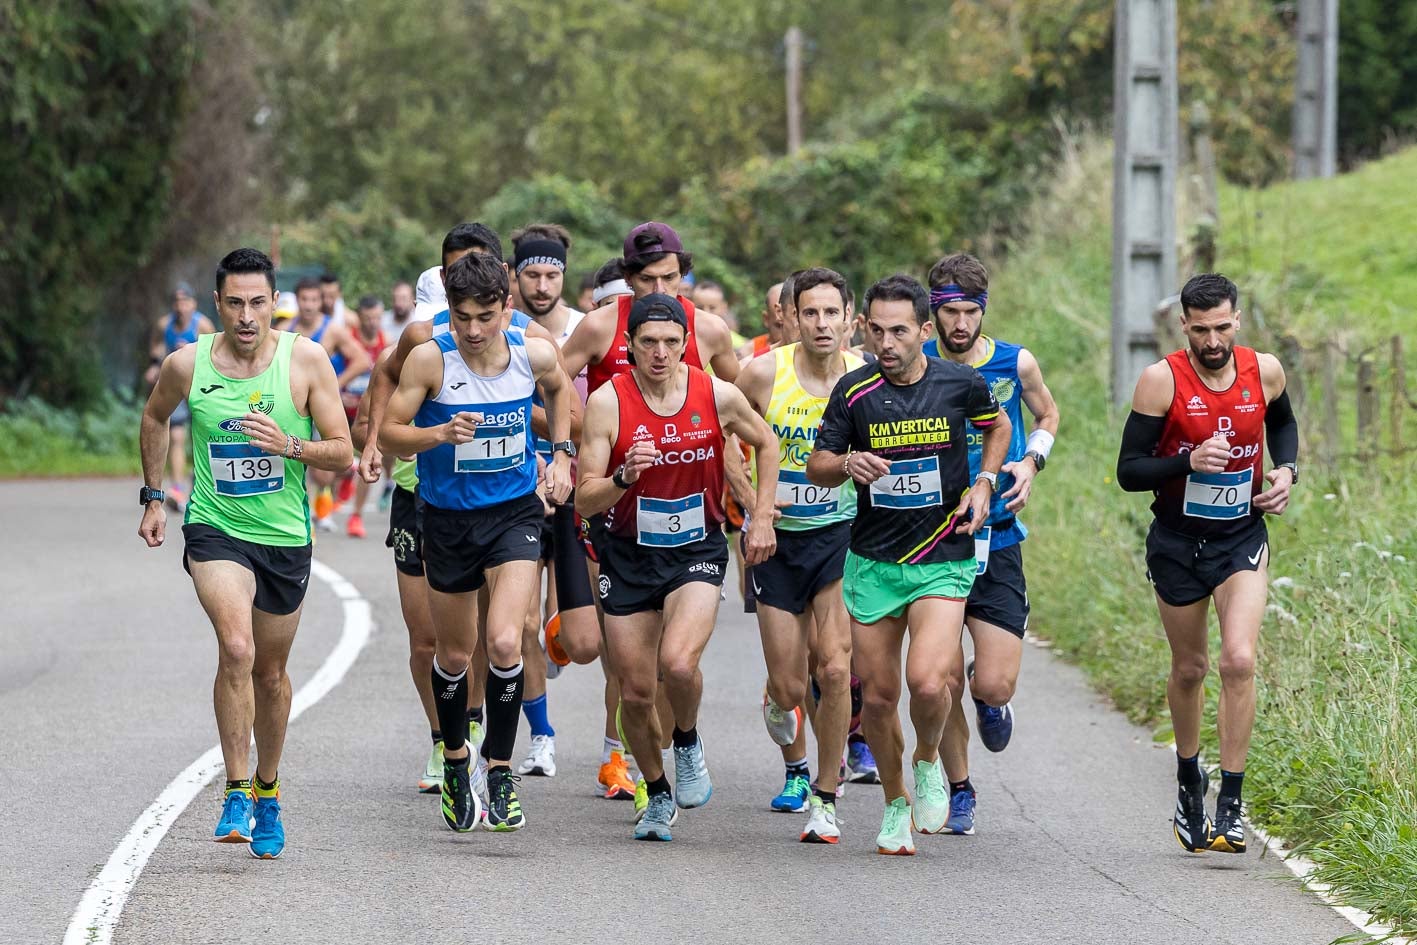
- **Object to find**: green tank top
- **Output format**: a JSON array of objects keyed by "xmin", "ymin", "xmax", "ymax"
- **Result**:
[
  {"xmin": 186, "ymin": 331, "xmax": 313, "ymax": 546},
  {"xmin": 392, "ymin": 456, "xmax": 418, "ymax": 492}
]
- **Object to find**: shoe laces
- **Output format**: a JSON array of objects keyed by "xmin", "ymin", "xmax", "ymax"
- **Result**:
[
  {"xmin": 782, "ymin": 774, "xmax": 810, "ymax": 798},
  {"xmin": 646, "ymin": 791, "xmax": 675, "ymax": 822},
  {"xmin": 222, "ymin": 791, "xmax": 251, "ymax": 818},
  {"xmin": 1215, "ymin": 796, "xmax": 1243, "ymax": 827},
  {"xmin": 253, "ymin": 796, "xmax": 280, "ymax": 827},
  {"xmin": 490, "ymin": 769, "xmax": 520, "ymax": 803},
  {"xmin": 978, "ymin": 703, "xmax": 1006, "ymax": 724},
  {"xmin": 949, "ymin": 789, "xmax": 975, "ymax": 816}
]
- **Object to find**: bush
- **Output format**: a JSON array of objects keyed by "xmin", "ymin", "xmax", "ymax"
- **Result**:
[{"xmin": 0, "ymin": 395, "xmax": 143, "ymax": 478}]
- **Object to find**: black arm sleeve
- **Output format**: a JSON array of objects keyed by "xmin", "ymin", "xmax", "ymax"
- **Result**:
[
  {"xmin": 1115, "ymin": 411, "xmax": 1193, "ymax": 492},
  {"xmin": 1264, "ymin": 389, "xmax": 1298, "ymax": 466}
]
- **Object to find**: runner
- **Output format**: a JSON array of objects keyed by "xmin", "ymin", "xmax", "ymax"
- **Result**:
[
  {"xmin": 320, "ymin": 271, "xmax": 348, "ymax": 328},
  {"xmin": 741, "ymin": 281, "xmax": 784, "ymax": 358},
  {"xmin": 383, "ymin": 279, "xmax": 417, "ymax": 343},
  {"xmin": 1116, "ymin": 272, "xmax": 1296, "ymax": 854},
  {"xmin": 380, "ymin": 251, "xmax": 576, "ymax": 833},
  {"xmin": 342, "ymin": 295, "xmax": 391, "ymax": 538},
  {"xmin": 577, "ymin": 293, "xmax": 781, "ymax": 841},
  {"xmin": 923, "ymin": 253, "xmax": 1061, "ymax": 836},
  {"xmin": 357, "ymin": 222, "xmax": 569, "ymax": 799},
  {"xmin": 590, "ymin": 258, "xmax": 634, "ymax": 309},
  {"xmin": 138, "ymin": 248, "xmax": 353, "ymax": 859},
  {"xmin": 735, "ymin": 267, "xmax": 862, "ymax": 844},
  {"xmin": 144, "ymin": 281, "xmax": 215, "ymax": 511},
  {"xmin": 807, "ymin": 273, "xmax": 1010, "ymax": 855},
  {"xmin": 693, "ymin": 279, "xmax": 748, "ymax": 351},
  {"xmin": 287, "ymin": 276, "xmax": 370, "ymax": 531}
]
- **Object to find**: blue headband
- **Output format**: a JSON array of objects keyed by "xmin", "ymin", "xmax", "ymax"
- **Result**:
[{"xmin": 929, "ymin": 284, "xmax": 987, "ymax": 313}]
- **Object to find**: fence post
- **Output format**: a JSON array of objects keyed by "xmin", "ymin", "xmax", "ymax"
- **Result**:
[
  {"xmin": 1391, "ymin": 335, "xmax": 1405, "ymax": 456},
  {"xmin": 1356, "ymin": 355, "xmax": 1378, "ymax": 461}
]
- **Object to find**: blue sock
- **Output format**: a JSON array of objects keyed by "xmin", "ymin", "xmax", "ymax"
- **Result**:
[{"xmin": 522, "ymin": 693, "xmax": 554, "ymax": 737}]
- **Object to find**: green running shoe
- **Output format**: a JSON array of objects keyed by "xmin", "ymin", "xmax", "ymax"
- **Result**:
[
  {"xmin": 912, "ymin": 758, "xmax": 949, "ymax": 834},
  {"xmin": 419, "ymin": 741, "xmax": 444, "ymax": 794},
  {"xmin": 485, "ymin": 767, "xmax": 526, "ymax": 832},
  {"xmin": 633, "ymin": 777, "xmax": 649, "ymax": 822},
  {"xmin": 876, "ymin": 797, "xmax": 915, "ymax": 855}
]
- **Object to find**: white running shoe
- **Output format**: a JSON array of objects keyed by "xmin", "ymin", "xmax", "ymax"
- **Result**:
[
  {"xmin": 801, "ymin": 795, "xmax": 841, "ymax": 844},
  {"xmin": 762, "ymin": 692, "xmax": 800, "ymax": 748},
  {"xmin": 418, "ymin": 741, "xmax": 444, "ymax": 794},
  {"xmin": 518, "ymin": 734, "xmax": 556, "ymax": 777}
]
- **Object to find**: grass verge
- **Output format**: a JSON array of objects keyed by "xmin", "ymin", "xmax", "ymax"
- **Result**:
[{"xmin": 0, "ymin": 396, "xmax": 142, "ymax": 478}]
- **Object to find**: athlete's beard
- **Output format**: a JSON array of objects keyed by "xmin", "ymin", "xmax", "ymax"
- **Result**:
[
  {"xmin": 1191, "ymin": 339, "xmax": 1233, "ymax": 371},
  {"xmin": 879, "ymin": 346, "xmax": 919, "ymax": 382},
  {"xmin": 942, "ymin": 322, "xmax": 981, "ymax": 355},
  {"xmin": 521, "ymin": 293, "xmax": 557, "ymax": 317}
]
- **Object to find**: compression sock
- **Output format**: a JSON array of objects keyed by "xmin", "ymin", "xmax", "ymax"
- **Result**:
[
  {"xmin": 432, "ymin": 657, "xmax": 470, "ymax": 753},
  {"xmin": 522, "ymin": 693, "xmax": 554, "ymax": 738},
  {"xmin": 482, "ymin": 662, "xmax": 525, "ymax": 761}
]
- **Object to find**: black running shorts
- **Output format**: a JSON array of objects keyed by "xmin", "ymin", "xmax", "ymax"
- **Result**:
[
  {"xmin": 597, "ymin": 530, "xmax": 729, "ymax": 616},
  {"xmin": 384, "ymin": 486, "xmax": 424, "ymax": 577},
  {"xmin": 751, "ymin": 521, "xmax": 851, "ymax": 617},
  {"xmin": 421, "ymin": 493, "xmax": 544, "ymax": 594},
  {"xmin": 965, "ymin": 541, "xmax": 1030, "ymax": 638},
  {"xmin": 1145, "ymin": 518, "xmax": 1269, "ymax": 607},
  {"xmin": 182, "ymin": 523, "xmax": 312, "ymax": 616}
]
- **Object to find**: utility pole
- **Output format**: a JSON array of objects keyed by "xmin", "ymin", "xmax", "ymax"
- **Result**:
[
  {"xmin": 1293, "ymin": 0, "xmax": 1338, "ymax": 179},
  {"xmin": 1111, "ymin": 0, "xmax": 1178, "ymax": 406},
  {"xmin": 785, "ymin": 26, "xmax": 803, "ymax": 155}
]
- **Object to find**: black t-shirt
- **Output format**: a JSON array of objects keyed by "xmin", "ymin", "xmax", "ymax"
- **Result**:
[{"xmin": 815, "ymin": 358, "xmax": 999, "ymax": 565}]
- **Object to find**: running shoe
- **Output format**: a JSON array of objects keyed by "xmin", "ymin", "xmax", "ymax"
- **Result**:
[
  {"xmin": 634, "ymin": 791, "xmax": 676, "ymax": 841},
  {"xmin": 598, "ymin": 751, "xmax": 636, "ymax": 800},
  {"xmin": 346, "ymin": 513, "xmax": 366, "ymax": 538},
  {"xmin": 975, "ymin": 701, "xmax": 1015, "ymax": 753},
  {"xmin": 1173, "ymin": 771, "xmax": 1211, "ymax": 853},
  {"xmin": 485, "ymin": 767, "xmax": 526, "ymax": 831},
  {"xmin": 441, "ymin": 756, "xmax": 481, "ymax": 832},
  {"xmin": 770, "ymin": 773, "xmax": 811, "ymax": 813},
  {"xmin": 249, "ymin": 793, "xmax": 285, "ymax": 859},
  {"xmin": 761, "ymin": 692, "xmax": 801, "ymax": 748},
  {"xmin": 164, "ymin": 484, "xmax": 188, "ymax": 514},
  {"xmin": 542, "ymin": 611, "xmax": 570, "ymax": 672},
  {"xmin": 911, "ymin": 758, "xmax": 949, "ymax": 834},
  {"xmin": 1208, "ymin": 796, "xmax": 1246, "ymax": 854},
  {"xmin": 846, "ymin": 738, "xmax": 879, "ymax": 784},
  {"xmin": 876, "ymin": 797, "xmax": 916, "ymax": 855},
  {"xmin": 518, "ymin": 734, "xmax": 556, "ymax": 777},
  {"xmin": 418, "ymin": 741, "xmax": 444, "ymax": 793},
  {"xmin": 314, "ymin": 515, "xmax": 336, "ymax": 533},
  {"xmin": 378, "ymin": 482, "xmax": 394, "ymax": 512},
  {"xmin": 337, "ymin": 472, "xmax": 356, "ymax": 504},
  {"xmin": 313, "ymin": 488, "xmax": 335, "ymax": 521},
  {"xmin": 214, "ymin": 789, "xmax": 253, "ymax": 843},
  {"xmin": 801, "ymin": 795, "xmax": 840, "ymax": 844},
  {"xmin": 633, "ymin": 777, "xmax": 649, "ymax": 822},
  {"xmin": 472, "ymin": 756, "xmax": 490, "ymax": 822},
  {"xmin": 672, "ymin": 736, "xmax": 713, "ymax": 809},
  {"xmin": 468, "ymin": 719, "xmax": 486, "ymax": 753},
  {"xmin": 946, "ymin": 788, "xmax": 977, "ymax": 835}
]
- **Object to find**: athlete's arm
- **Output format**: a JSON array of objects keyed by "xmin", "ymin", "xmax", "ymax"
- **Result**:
[
  {"xmin": 330, "ymin": 323, "xmax": 372, "ymax": 388},
  {"xmin": 246, "ymin": 336, "xmax": 353, "ymax": 473},
  {"xmin": 724, "ymin": 355, "xmax": 774, "ymax": 506},
  {"xmin": 715, "ymin": 378, "xmax": 778, "ymax": 565},
  {"xmin": 806, "ymin": 377, "xmax": 891, "ymax": 488},
  {"xmin": 351, "ymin": 347, "xmax": 393, "ymax": 454},
  {"xmin": 576, "ymin": 383, "xmax": 646, "ymax": 519},
  {"xmin": 1116, "ymin": 360, "xmax": 1224, "ymax": 491},
  {"xmin": 137, "ymin": 346, "xmax": 196, "ymax": 547},
  {"xmin": 379, "ymin": 341, "xmax": 468, "ymax": 457},
  {"xmin": 957, "ymin": 371, "xmax": 1010, "ymax": 535},
  {"xmin": 696, "ymin": 311, "xmax": 740, "ymax": 382},
  {"xmin": 1254, "ymin": 352, "xmax": 1296, "ymax": 514},
  {"xmin": 1000, "ymin": 348, "xmax": 1061, "ymax": 512},
  {"xmin": 527, "ymin": 337, "xmax": 574, "ymax": 505},
  {"xmin": 360, "ymin": 321, "xmax": 432, "ymax": 481},
  {"xmin": 560, "ymin": 304, "xmax": 614, "ymax": 379}
]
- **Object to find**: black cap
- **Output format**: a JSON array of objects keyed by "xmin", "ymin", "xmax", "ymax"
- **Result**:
[{"xmin": 627, "ymin": 293, "xmax": 688, "ymax": 335}]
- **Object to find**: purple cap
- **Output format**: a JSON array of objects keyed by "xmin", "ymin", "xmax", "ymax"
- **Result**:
[{"xmin": 623, "ymin": 222, "xmax": 684, "ymax": 262}]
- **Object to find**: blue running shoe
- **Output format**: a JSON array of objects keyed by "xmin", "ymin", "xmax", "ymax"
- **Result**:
[
  {"xmin": 672, "ymin": 736, "xmax": 713, "ymax": 809},
  {"xmin": 975, "ymin": 700, "xmax": 1015, "ymax": 753},
  {"xmin": 250, "ymin": 794, "xmax": 285, "ymax": 859},
  {"xmin": 946, "ymin": 788, "xmax": 976, "ymax": 835},
  {"xmin": 215, "ymin": 790, "xmax": 253, "ymax": 843},
  {"xmin": 634, "ymin": 791, "xmax": 676, "ymax": 841},
  {"xmin": 770, "ymin": 773, "xmax": 811, "ymax": 812},
  {"xmin": 846, "ymin": 738, "xmax": 879, "ymax": 784}
]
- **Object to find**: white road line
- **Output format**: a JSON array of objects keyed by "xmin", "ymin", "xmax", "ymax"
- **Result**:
[{"xmin": 63, "ymin": 559, "xmax": 373, "ymax": 945}]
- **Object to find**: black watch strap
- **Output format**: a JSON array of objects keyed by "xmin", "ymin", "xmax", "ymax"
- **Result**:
[
  {"xmin": 611, "ymin": 465, "xmax": 629, "ymax": 489},
  {"xmin": 1025, "ymin": 450, "xmax": 1046, "ymax": 471},
  {"xmin": 139, "ymin": 485, "xmax": 165, "ymax": 506}
]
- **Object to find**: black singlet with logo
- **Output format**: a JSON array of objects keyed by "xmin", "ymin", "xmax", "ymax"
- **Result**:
[{"xmin": 815, "ymin": 358, "xmax": 999, "ymax": 566}]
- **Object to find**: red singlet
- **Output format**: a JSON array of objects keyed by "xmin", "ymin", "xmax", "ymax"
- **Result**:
[
  {"xmin": 586, "ymin": 294, "xmax": 705, "ymax": 393},
  {"xmin": 1154, "ymin": 346, "xmax": 1268, "ymax": 536},
  {"xmin": 605, "ymin": 366, "xmax": 726, "ymax": 544}
]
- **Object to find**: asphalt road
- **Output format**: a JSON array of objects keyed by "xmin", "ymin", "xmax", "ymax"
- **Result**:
[{"xmin": 1, "ymin": 480, "xmax": 1358, "ymax": 944}]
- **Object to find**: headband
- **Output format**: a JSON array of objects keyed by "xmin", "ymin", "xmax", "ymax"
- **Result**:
[
  {"xmin": 513, "ymin": 239, "xmax": 567, "ymax": 275},
  {"xmin": 592, "ymin": 278, "xmax": 631, "ymax": 304},
  {"xmin": 929, "ymin": 284, "xmax": 988, "ymax": 313}
]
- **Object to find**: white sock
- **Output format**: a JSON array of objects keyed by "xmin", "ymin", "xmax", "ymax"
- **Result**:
[{"xmin": 602, "ymin": 737, "xmax": 623, "ymax": 764}]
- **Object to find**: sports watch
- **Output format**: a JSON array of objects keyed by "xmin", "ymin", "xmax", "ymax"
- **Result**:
[
  {"xmin": 975, "ymin": 470, "xmax": 998, "ymax": 490},
  {"xmin": 139, "ymin": 486, "xmax": 165, "ymax": 506},
  {"xmin": 1025, "ymin": 450, "xmax": 1047, "ymax": 471},
  {"xmin": 552, "ymin": 440, "xmax": 577, "ymax": 458},
  {"xmin": 1277, "ymin": 462, "xmax": 1299, "ymax": 484}
]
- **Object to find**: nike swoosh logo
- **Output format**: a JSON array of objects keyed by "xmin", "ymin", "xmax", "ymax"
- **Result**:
[
  {"xmin": 751, "ymin": 573, "xmax": 762, "ymax": 596},
  {"xmin": 1247, "ymin": 544, "xmax": 1266, "ymax": 566},
  {"xmin": 200, "ymin": 384, "xmax": 223, "ymax": 394}
]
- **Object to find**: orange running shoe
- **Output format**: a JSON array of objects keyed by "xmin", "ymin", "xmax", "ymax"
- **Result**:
[
  {"xmin": 543, "ymin": 611, "xmax": 571, "ymax": 667},
  {"xmin": 598, "ymin": 751, "xmax": 636, "ymax": 800},
  {"xmin": 313, "ymin": 488, "xmax": 335, "ymax": 521},
  {"xmin": 347, "ymin": 513, "xmax": 366, "ymax": 538}
]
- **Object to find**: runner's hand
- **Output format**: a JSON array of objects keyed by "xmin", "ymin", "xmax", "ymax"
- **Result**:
[
  {"xmin": 1000, "ymin": 458, "xmax": 1037, "ymax": 512},
  {"xmin": 1252, "ymin": 466, "xmax": 1294, "ymax": 515},
  {"xmin": 771, "ymin": 498, "xmax": 792, "ymax": 524},
  {"xmin": 139, "ymin": 503, "xmax": 166, "ymax": 547},
  {"xmin": 358, "ymin": 440, "xmax": 383, "ymax": 483},
  {"xmin": 620, "ymin": 441, "xmax": 661, "ymax": 485},
  {"xmin": 955, "ymin": 481, "xmax": 993, "ymax": 535},
  {"xmin": 744, "ymin": 513, "xmax": 777, "ymax": 566},
  {"xmin": 1188, "ymin": 435, "xmax": 1231, "ymax": 474},
  {"xmin": 242, "ymin": 411, "xmax": 288, "ymax": 455},
  {"xmin": 439, "ymin": 411, "xmax": 482, "ymax": 445},
  {"xmin": 846, "ymin": 451, "xmax": 891, "ymax": 484},
  {"xmin": 546, "ymin": 455, "xmax": 573, "ymax": 506}
]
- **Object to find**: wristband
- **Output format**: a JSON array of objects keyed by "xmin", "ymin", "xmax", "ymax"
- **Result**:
[
  {"xmin": 976, "ymin": 470, "xmax": 997, "ymax": 490},
  {"xmin": 843, "ymin": 452, "xmax": 853, "ymax": 477},
  {"xmin": 1025, "ymin": 428, "xmax": 1054, "ymax": 460}
]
